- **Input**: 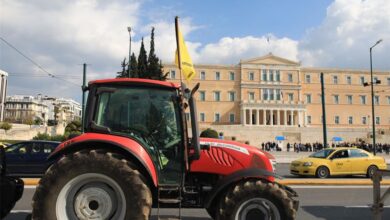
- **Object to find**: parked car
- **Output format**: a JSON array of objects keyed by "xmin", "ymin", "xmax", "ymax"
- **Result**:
[
  {"xmin": 4, "ymin": 140, "xmax": 61, "ymax": 177},
  {"xmin": 290, "ymin": 147, "xmax": 387, "ymax": 178}
]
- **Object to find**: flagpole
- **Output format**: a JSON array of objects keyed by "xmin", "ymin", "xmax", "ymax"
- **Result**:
[{"xmin": 175, "ymin": 16, "xmax": 183, "ymax": 84}]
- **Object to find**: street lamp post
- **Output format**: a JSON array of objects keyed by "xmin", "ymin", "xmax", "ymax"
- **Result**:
[
  {"xmin": 366, "ymin": 39, "xmax": 383, "ymax": 155},
  {"xmin": 127, "ymin": 27, "xmax": 132, "ymax": 78}
]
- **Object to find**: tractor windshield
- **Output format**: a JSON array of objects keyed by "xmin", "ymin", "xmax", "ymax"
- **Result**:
[{"xmin": 93, "ymin": 86, "xmax": 183, "ymax": 184}]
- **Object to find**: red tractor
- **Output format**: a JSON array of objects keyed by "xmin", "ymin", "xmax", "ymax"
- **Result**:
[{"xmin": 32, "ymin": 78, "xmax": 298, "ymax": 220}]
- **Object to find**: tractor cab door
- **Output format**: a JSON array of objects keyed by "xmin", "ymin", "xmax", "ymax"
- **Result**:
[{"xmin": 92, "ymin": 86, "xmax": 184, "ymax": 185}]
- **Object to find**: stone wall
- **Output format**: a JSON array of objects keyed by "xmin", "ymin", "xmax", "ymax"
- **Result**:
[{"xmin": 0, "ymin": 123, "xmax": 65, "ymax": 140}]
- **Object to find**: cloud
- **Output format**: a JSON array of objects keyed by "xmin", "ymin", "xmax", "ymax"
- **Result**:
[{"xmin": 299, "ymin": 0, "xmax": 390, "ymax": 70}]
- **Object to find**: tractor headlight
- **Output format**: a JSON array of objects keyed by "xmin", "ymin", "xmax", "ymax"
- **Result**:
[{"xmin": 303, "ymin": 162, "xmax": 313, "ymax": 167}]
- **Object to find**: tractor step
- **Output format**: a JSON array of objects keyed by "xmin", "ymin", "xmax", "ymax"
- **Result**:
[{"xmin": 158, "ymin": 198, "xmax": 181, "ymax": 204}]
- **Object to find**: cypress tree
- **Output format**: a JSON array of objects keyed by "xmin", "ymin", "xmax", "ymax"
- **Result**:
[
  {"xmin": 130, "ymin": 52, "xmax": 138, "ymax": 78},
  {"xmin": 116, "ymin": 57, "xmax": 128, "ymax": 78},
  {"xmin": 147, "ymin": 27, "xmax": 165, "ymax": 80},
  {"xmin": 137, "ymin": 38, "xmax": 148, "ymax": 78}
]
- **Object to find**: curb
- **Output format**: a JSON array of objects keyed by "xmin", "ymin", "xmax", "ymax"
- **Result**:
[{"xmin": 23, "ymin": 178, "xmax": 390, "ymax": 186}]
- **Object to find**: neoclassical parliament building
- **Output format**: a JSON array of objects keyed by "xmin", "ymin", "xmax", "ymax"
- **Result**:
[{"xmin": 165, "ymin": 54, "xmax": 390, "ymax": 145}]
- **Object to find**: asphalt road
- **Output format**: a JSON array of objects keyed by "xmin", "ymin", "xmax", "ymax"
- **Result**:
[{"xmin": 5, "ymin": 185, "xmax": 390, "ymax": 220}]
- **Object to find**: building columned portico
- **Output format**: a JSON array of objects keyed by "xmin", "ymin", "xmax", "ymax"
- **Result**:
[{"xmin": 241, "ymin": 101, "xmax": 306, "ymax": 126}]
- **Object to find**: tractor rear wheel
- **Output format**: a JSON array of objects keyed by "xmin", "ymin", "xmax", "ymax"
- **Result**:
[
  {"xmin": 32, "ymin": 149, "xmax": 152, "ymax": 220},
  {"xmin": 216, "ymin": 179, "xmax": 295, "ymax": 220}
]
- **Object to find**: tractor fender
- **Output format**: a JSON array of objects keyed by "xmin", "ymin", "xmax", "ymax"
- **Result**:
[
  {"xmin": 204, "ymin": 167, "xmax": 281, "ymax": 209},
  {"xmin": 49, "ymin": 134, "xmax": 158, "ymax": 187}
]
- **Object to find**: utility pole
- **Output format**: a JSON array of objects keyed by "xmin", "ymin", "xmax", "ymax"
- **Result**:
[
  {"xmin": 82, "ymin": 63, "xmax": 87, "ymax": 133},
  {"xmin": 127, "ymin": 27, "xmax": 132, "ymax": 78},
  {"xmin": 320, "ymin": 72, "xmax": 328, "ymax": 148}
]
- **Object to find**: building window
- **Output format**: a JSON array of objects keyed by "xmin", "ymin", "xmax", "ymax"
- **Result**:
[
  {"xmin": 360, "ymin": 95, "xmax": 367, "ymax": 105},
  {"xmin": 215, "ymin": 72, "xmax": 220, "ymax": 80},
  {"xmin": 305, "ymin": 94, "xmax": 312, "ymax": 104},
  {"xmin": 276, "ymin": 70, "xmax": 280, "ymax": 82},
  {"xmin": 228, "ymin": 91, "xmax": 235, "ymax": 101},
  {"xmin": 249, "ymin": 92, "xmax": 255, "ymax": 101},
  {"xmin": 269, "ymin": 70, "xmax": 274, "ymax": 81},
  {"xmin": 200, "ymin": 113, "xmax": 205, "ymax": 122},
  {"xmin": 375, "ymin": 117, "xmax": 380, "ymax": 125},
  {"xmin": 335, "ymin": 116, "xmax": 340, "ymax": 125},
  {"xmin": 249, "ymin": 72, "xmax": 254, "ymax": 81},
  {"xmin": 307, "ymin": 115, "xmax": 312, "ymax": 124},
  {"xmin": 346, "ymin": 76, "xmax": 352, "ymax": 85},
  {"xmin": 214, "ymin": 91, "xmax": 220, "ymax": 101},
  {"xmin": 348, "ymin": 116, "xmax": 353, "ymax": 125},
  {"xmin": 305, "ymin": 74, "xmax": 311, "ymax": 83},
  {"xmin": 288, "ymin": 93, "xmax": 294, "ymax": 102},
  {"xmin": 288, "ymin": 73, "xmax": 293, "ymax": 82},
  {"xmin": 199, "ymin": 91, "xmax": 205, "ymax": 101},
  {"xmin": 229, "ymin": 72, "xmax": 235, "ymax": 81},
  {"xmin": 262, "ymin": 70, "xmax": 267, "ymax": 81},
  {"xmin": 200, "ymin": 71, "xmax": 206, "ymax": 80},
  {"xmin": 388, "ymin": 96, "xmax": 390, "ymax": 105},
  {"xmin": 185, "ymin": 113, "xmax": 190, "ymax": 121},
  {"xmin": 333, "ymin": 95, "xmax": 339, "ymax": 104},
  {"xmin": 333, "ymin": 75, "xmax": 338, "ymax": 84},
  {"xmin": 362, "ymin": 116, "xmax": 367, "ymax": 125},
  {"xmin": 229, "ymin": 113, "xmax": 235, "ymax": 123},
  {"xmin": 375, "ymin": 96, "xmax": 379, "ymax": 105},
  {"xmin": 347, "ymin": 95, "xmax": 353, "ymax": 104},
  {"xmin": 374, "ymin": 77, "xmax": 378, "ymax": 83},
  {"xmin": 269, "ymin": 89, "xmax": 274, "ymax": 100},
  {"xmin": 170, "ymin": 70, "xmax": 176, "ymax": 79},
  {"xmin": 387, "ymin": 77, "xmax": 390, "ymax": 86},
  {"xmin": 214, "ymin": 113, "xmax": 220, "ymax": 122},
  {"xmin": 262, "ymin": 89, "xmax": 268, "ymax": 100},
  {"xmin": 276, "ymin": 89, "xmax": 281, "ymax": 101},
  {"xmin": 360, "ymin": 76, "xmax": 365, "ymax": 85}
]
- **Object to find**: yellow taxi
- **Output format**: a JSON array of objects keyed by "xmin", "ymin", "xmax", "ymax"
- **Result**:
[{"xmin": 290, "ymin": 147, "xmax": 387, "ymax": 178}]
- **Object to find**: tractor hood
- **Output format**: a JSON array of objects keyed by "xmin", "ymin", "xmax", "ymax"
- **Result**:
[{"xmin": 190, "ymin": 138, "xmax": 274, "ymax": 177}]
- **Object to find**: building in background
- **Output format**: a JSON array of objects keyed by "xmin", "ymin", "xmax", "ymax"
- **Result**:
[
  {"xmin": 0, "ymin": 69, "xmax": 8, "ymax": 122},
  {"xmin": 5, "ymin": 95, "xmax": 49, "ymax": 124},
  {"xmin": 5, "ymin": 94, "xmax": 81, "ymax": 126},
  {"xmin": 164, "ymin": 53, "xmax": 390, "ymax": 145}
]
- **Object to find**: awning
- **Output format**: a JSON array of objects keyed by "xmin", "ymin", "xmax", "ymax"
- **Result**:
[
  {"xmin": 332, "ymin": 137, "xmax": 343, "ymax": 141},
  {"xmin": 275, "ymin": 136, "xmax": 285, "ymax": 141}
]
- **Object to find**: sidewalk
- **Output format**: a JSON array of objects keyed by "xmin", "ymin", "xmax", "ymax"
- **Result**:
[{"xmin": 268, "ymin": 151, "xmax": 390, "ymax": 164}]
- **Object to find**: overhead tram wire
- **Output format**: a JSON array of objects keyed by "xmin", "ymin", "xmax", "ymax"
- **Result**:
[{"xmin": 0, "ymin": 36, "xmax": 80, "ymax": 87}]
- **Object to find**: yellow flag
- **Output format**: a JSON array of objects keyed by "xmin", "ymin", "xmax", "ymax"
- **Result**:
[{"xmin": 175, "ymin": 28, "xmax": 195, "ymax": 82}]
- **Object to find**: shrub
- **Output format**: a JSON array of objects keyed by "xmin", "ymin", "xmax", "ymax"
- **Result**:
[
  {"xmin": 0, "ymin": 122, "xmax": 12, "ymax": 133},
  {"xmin": 200, "ymin": 128, "xmax": 219, "ymax": 138}
]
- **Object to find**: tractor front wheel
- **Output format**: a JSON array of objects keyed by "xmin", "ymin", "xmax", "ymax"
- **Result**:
[
  {"xmin": 32, "ymin": 149, "xmax": 152, "ymax": 220},
  {"xmin": 216, "ymin": 179, "xmax": 296, "ymax": 220}
]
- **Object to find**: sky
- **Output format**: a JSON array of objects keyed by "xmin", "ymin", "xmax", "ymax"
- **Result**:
[{"xmin": 0, "ymin": 0, "xmax": 389, "ymax": 102}]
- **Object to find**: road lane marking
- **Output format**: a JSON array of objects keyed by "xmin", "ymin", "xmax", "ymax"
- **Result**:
[{"xmin": 291, "ymin": 185, "xmax": 390, "ymax": 189}]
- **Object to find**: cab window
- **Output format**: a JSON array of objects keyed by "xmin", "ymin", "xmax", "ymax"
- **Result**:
[
  {"xmin": 350, "ymin": 149, "xmax": 368, "ymax": 158},
  {"xmin": 331, "ymin": 150, "xmax": 349, "ymax": 159}
]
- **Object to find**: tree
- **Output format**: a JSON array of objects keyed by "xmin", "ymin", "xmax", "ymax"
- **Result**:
[
  {"xmin": 0, "ymin": 122, "xmax": 12, "ymax": 133},
  {"xmin": 130, "ymin": 53, "xmax": 138, "ymax": 78},
  {"xmin": 137, "ymin": 38, "xmax": 148, "ymax": 78},
  {"xmin": 200, "ymin": 128, "xmax": 219, "ymax": 138},
  {"xmin": 25, "ymin": 116, "xmax": 34, "ymax": 128},
  {"xmin": 34, "ymin": 117, "xmax": 43, "ymax": 125},
  {"xmin": 64, "ymin": 120, "xmax": 82, "ymax": 138},
  {"xmin": 117, "ymin": 57, "xmax": 128, "ymax": 78},
  {"xmin": 147, "ymin": 27, "xmax": 166, "ymax": 80}
]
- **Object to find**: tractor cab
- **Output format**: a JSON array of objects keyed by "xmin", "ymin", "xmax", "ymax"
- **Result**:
[{"xmin": 85, "ymin": 78, "xmax": 200, "ymax": 185}]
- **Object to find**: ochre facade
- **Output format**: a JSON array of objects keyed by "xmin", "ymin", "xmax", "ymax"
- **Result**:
[{"xmin": 164, "ymin": 54, "xmax": 390, "ymax": 143}]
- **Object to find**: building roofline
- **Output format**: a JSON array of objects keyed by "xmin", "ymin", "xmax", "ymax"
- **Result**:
[{"xmin": 0, "ymin": 69, "xmax": 9, "ymax": 76}]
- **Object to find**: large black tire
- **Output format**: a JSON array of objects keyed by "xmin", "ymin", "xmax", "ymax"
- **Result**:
[
  {"xmin": 216, "ymin": 179, "xmax": 296, "ymax": 220},
  {"xmin": 366, "ymin": 165, "xmax": 378, "ymax": 178},
  {"xmin": 32, "ymin": 149, "xmax": 152, "ymax": 220}
]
